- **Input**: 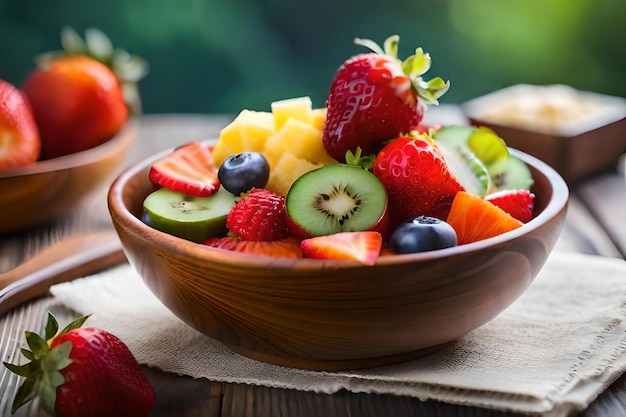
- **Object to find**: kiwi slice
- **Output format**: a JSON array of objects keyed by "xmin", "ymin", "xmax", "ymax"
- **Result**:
[
  {"xmin": 434, "ymin": 125, "xmax": 533, "ymax": 194},
  {"xmin": 487, "ymin": 155, "xmax": 534, "ymax": 193},
  {"xmin": 142, "ymin": 187, "xmax": 238, "ymax": 243},
  {"xmin": 285, "ymin": 164, "xmax": 387, "ymax": 237}
]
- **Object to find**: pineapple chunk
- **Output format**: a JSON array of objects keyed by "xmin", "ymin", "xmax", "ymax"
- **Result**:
[
  {"xmin": 312, "ymin": 108, "xmax": 327, "ymax": 131},
  {"xmin": 271, "ymin": 96, "xmax": 313, "ymax": 131},
  {"xmin": 213, "ymin": 110, "xmax": 275, "ymax": 166},
  {"xmin": 266, "ymin": 153, "xmax": 322, "ymax": 196},
  {"xmin": 265, "ymin": 118, "xmax": 336, "ymax": 166}
]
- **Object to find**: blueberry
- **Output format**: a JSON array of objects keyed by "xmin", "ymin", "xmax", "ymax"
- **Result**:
[
  {"xmin": 389, "ymin": 216, "xmax": 458, "ymax": 254},
  {"xmin": 218, "ymin": 152, "xmax": 270, "ymax": 195}
]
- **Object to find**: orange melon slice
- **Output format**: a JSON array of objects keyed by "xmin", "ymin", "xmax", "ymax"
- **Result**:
[{"xmin": 446, "ymin": 191, "xmax": 523, "ymax": 245}]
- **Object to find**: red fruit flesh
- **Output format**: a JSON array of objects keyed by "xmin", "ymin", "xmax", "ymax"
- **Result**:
[
  {"xmin": 373, "ymin": 134, "xmax": 464, "ymax": 229},
  {"xmin": 323, "ymin": 53, "xmax": 422, "ymax": 162},
  {"xmin": 204, "ymin": 236, "xmax": 303, "ymax": 258},
  {"xmin": 50, "ymin": 327, "xmax": 155, "ymax": 417},
  {"xmin": 485, "ymin": 189, "xmax": 535, "ymax": 223},
  {"xmin": 149, "ymin": 141, "xmax": 220, "ymax": 197},
  {"xmin": 300, "ymin": 231, "xmax": 383, "ymax": 265},
  {"xmin": 22, "ymin": 55, "xmax": 127, "ymax": 159},
  {"xmin": 0, "ymin": 79, "xmax": 40, "ymax": 170},
  {"xmin": 226, "ymin": 188, "xmax": 290, "ymax": 241}
]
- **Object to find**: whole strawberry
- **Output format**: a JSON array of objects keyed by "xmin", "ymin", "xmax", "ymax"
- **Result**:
[
  {"xmin": 3, "ymin": 313, "xmax": 155, "ymax": 417},
  {"xmin": 323, "ymin": 35, "xmax": 449, "ymax": 162},
  {"xmin": 373, "ymin": 133, "xmax": 464, "ymax": 229},
  {"xmin": 226, "ymin": 188, "xmax": 290, "ymax": 241},
  {"xmin": 22, "ymin": 27, "xmax": 147, "ymax": 160}
]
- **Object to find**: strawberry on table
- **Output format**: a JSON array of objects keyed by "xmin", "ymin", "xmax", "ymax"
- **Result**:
[
  {"xmin": 3, "ymin": 313, "xmax": 154, "ymax": 417},
  {"xmin": 149, "ymin": 141, "xmax": 221, "ymax": 197},
  {"xmin": 485, "ymin": 189, "xmax": 535, "ymax": 223},
  {"xmin": 373, "ymin": 133, "xmax": 465, "ymax": 228},
  {"xmin": 323, "ymin": 35, "xmax": 449, "ymax": 162},
  {"xmin": 300, "ymin": 231, "xmax": 383, "ymax": 265},
  {"xmin": 0, "ymin": 79, "xmax": 40, "ymax": 171}
]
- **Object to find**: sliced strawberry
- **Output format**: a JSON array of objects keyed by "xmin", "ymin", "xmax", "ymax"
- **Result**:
[
  {"xmin": 447, "ymin": 191, "xmax": 524, "ymax": 245},
  {"xmin": 485, "ymin": 189, "xmax": 535, "ymax": 223},
  {"xmin": 226, "ymin": 188, "xmax": 290, "ymax": 241},
  {"xmin": 204, "ymin": 236, "xmax": 302, "ymax": 259},
  {"xmin": 300, "ymin": 231, "xmax": 382, "ymax": 265},
  {"xmin": 149, "ymin": 141, "xmax": 220, "ymax": 197},
  {"xmin": 373, "ymin": 133, "xmax": 465, "ymax": 229}
]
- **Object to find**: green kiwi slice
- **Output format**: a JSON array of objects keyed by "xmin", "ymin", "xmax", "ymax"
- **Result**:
[
  {"xmin": 487, "ymin": 155, "xmax": 534, "ymax": 193},
  {"xmin": 142, "ymin": 187, "xmax": 238, "ymax": 243},
  {"xmin": 285, "ymin": 164, "xmax": 387, "ymax": 237}
]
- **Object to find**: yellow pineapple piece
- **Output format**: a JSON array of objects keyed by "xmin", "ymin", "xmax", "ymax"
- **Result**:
[
  {"xmin": 265, "ymin": 118, "xmax": 336, "ymax": 166},
  {"xmin": 266, "ymin": 153, "xmax": 322, "ymax": 196},
  {"xmin": 212, "ymin": 110, "xmax": 275, "ymax": 166},
  {"xmin": 271, "ymin": 96, "xmax": 313, "ymax": 131},
  {"xmin": 312, "ymin": 107, "xmax": 327, "ymax": 131}
]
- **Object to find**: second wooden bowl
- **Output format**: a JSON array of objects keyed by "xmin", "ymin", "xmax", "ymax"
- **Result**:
[{"xmin": 0, "ymin": 122, "xmax": 136, "ymax": 233}]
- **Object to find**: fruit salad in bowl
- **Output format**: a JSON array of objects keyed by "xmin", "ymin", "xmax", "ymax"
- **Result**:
[{"xmin": 108, "ymin": 35, "xmax": 568, "ymax": 370}]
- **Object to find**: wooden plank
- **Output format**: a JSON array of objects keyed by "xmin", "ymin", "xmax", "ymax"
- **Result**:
[
  {"xmin": 556, "ymin": 195, "xmax": 622, "ymax": 257},
  {"xmin": 574, "ymin": 167, "xmax": 626, "ymax": 258}
]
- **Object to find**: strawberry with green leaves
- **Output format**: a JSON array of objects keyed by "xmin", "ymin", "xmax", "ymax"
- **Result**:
[
  {"xmin": 22, "ymin": 27, "xmax": 148, "ymax": 160},
  {"xmin": 373, "ymin": 133, "xmax": 465, "ymax": 228},
  {"xmin": 3, "ymin": 313, "xmax": 154, "ymax": 417},
  {"xmin": 322, "ymin": 35, "xmax": 449, "ymax": 162}
]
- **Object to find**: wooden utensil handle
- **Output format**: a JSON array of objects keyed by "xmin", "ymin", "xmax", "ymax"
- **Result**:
[{"xmin": 0, "ymin": 230, "xmax": 126, "ymax": 316}]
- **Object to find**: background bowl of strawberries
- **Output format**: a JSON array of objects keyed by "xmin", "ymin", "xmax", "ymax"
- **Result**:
[{"xmin": 0, "ymin": 28, "xmax": 146, "ymax": 233}]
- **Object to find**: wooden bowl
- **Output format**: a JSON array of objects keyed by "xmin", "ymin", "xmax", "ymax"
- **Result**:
[
  {"xmin": 108, "ymin": 144, "xmax": 569, "ymax": 371},
  {"xmin": 0, "ymin": 122, "xmax": 136, "ymax": 233},
  {"xmin": 461, "ymin": 84, "xmax": 626, "ymax": 184}
]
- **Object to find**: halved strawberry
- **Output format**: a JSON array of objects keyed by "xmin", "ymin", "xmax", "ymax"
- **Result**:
[
  {"xmin": 149, "ymin": 141, "xmax": 220, "ymax": 197},
  {"xmin": 300, "ymin": 231, "xmax": 383, "ymax": 265},
  {"xmin": 485, "ymin": 189, "xmax": 535, "ymax": 223},
  {"xmin": 446, "ymin": 191, "xmax": 524, "ymax": 245},
  {"xmin": 204, "ymin": 236, "xmax": 302, "ymax": 259}
]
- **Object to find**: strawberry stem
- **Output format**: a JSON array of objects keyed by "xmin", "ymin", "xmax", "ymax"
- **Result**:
[{"xmin": 353, "ymin": 35, "xmax": 450, "ymax": 106}]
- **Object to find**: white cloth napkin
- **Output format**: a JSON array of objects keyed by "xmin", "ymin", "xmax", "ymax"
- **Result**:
[{"xmin": 50, "ymin": 251, "xmax": 626, "ymax": 417}]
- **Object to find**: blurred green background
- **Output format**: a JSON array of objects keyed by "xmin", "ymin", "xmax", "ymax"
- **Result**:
[{"xmin": 1, "ymin": 0, "xmax": 624, "ymax": 114}]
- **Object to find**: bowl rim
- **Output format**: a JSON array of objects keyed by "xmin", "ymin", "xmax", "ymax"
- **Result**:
[
  {"xmin": 108, "ymin": 139, "xmax": 569, "ymax": 270},
  {"xmin": 0, "ymin": 120, "xmax": 137, "ymax": 179}
]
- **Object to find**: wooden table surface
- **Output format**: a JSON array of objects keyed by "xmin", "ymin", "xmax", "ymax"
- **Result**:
[{"xmin": 1, "ymin": 107, "xmax": 625, "ymax": 417}]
